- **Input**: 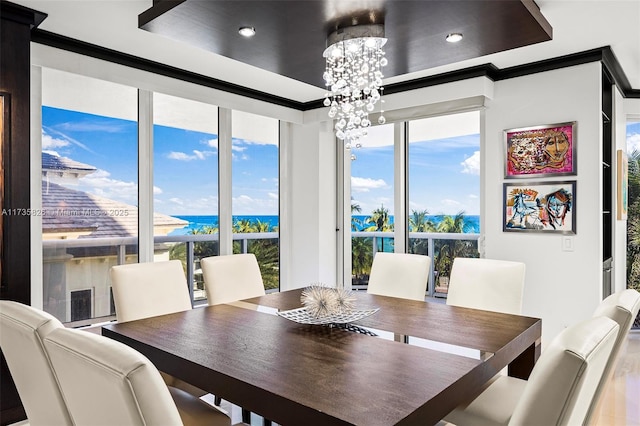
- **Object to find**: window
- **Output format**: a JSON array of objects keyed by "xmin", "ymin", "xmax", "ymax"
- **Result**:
[
  {"xmin": 153, "ymin": 93, "xmax": 219, "ymax": 302},
  {"xmin": 407, "ymin": 112, "xmax": 481, "ymax": 296},
  {"xmin": 41, "ymin": 68, "xmax": 138, "ymax": 323},
  {"xmin": 344, "ymin": 111, "xmax": 481, "ymax": 296},
  {"xmin": 231, "ymin": 111, "xmax": 280, "ymax": 291},
  {"xmin": 350, "ymin": 123, "xmax": 395, "ymax": 289}
]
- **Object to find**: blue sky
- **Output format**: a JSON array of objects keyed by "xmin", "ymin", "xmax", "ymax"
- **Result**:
[{"xmin": 41, "ymin": 106, "xmax": 640, "ymax": 219}]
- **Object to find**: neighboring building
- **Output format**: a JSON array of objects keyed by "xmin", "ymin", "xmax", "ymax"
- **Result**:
[{"xmin": 41, "ymin": 153, "xmax": 187, "ymax": 322}]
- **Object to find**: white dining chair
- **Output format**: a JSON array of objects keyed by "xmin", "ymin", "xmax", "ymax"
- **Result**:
[
  {"xmin": 201, "ymin": 253, "xmax": 266, "ymax": 306},
  {"xmin": 110, "ymin": 260, "xmax": 193, "ymax": 323},
  {"xmin": 110, "ymin": 260, "xmax": 215, "ymax": 403},
  {"xmin": 0, "ymin": 301, "xmax": 73, "ymax": 426},
  {"xmin": 366, "ymin": 252, "xmax": 430, "ymax": 302},
  {"xmin": 585, "ymin": 288, "xmax": 640, "ymax": 424},
  {"xmin": 43, "ymin": 326, "xmax": 230, "ymax": 426},
  {"xmin": 444, "ymin": 315, "xmax": 619, "ymax": 426},
  {"xmin": 446, "ymin": 257, "xmax": 526, "ymax": 315}
]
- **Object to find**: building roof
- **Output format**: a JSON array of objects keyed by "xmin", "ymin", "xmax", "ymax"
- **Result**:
[
  {"xmin": 42, "ymin": 181, "xmax": 187, "ymax": 238},
  {"xmin": 42, "ymin": 152, "xmax": 97, "ymax": 179}
]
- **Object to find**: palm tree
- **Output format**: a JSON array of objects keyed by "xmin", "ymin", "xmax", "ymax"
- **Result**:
[
  {"xmin": 627, "ymin": 150, "xmax": 640, "ymax": 291},
  {"xmin": 351, "ymin": 202, "xmax": 364, "ymax": 231},
  {"xmin": 432, "ymin": 211, "xmax": 478, "ymax": 280},
  {"xmin": 365, "ymin": 205, "xmax": 393, "ymax": 231},
  {"xmin": 352, "ymin": 236, "xmax": 373, "ymax": 284},
  {"xmin": 409, "ymin": 209, "xmax": 436, "ymax": 232},
  {"xmin": 436, "ymin": 211, "xmax": 470, "ymax": 233}
]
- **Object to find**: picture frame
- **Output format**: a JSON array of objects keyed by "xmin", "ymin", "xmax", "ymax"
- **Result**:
[
  {"xmin": 504, "ymin": 121, "xmax": 576, "ymax": 178},
  {"xmin": 503, "ymin": 180, "xmax": 576, "ymax": 234},
  {"xmin": 617, "ymin": 150, "xmax": 628, "ymax": 220}
]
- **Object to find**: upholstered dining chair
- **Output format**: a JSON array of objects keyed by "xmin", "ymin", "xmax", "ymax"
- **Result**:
[
  {"xmin": 446, "ymin": 258, "xmax": 526, "ymax": 315},
  {"xmin": 201, "ymin": 253, "xmax": 266, "ymax": 306},
  {"xmin": 110, "ymin": 259, "xmax": 193, "ymax": 323},
  {"xmin": 200, "ymin": 253, "xmax": 268, "ymax": 423},
  {"xmin": 43, "ymin": 326, "xmax": 230, "ymax": 426},
  {"xmin": 584, "ymin": 288, "xmax": 640, "ymax": 424},
  {"xmin": 110, "ymin": 260, "xmax": 210, "ymax": 400},
  {"xmin": 366, "ymin": 252, "xmax": 430, "ymax": 302},
  {"xmin": 0, "ymin": 301, "xmax": 73, "ymax": 426},
  {"xmin": 444, "ymin": 315, "xmax": 619, "ymax": 426}
]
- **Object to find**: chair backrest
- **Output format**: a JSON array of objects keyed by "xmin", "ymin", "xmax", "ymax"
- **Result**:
[
  {"xmin": 366, "ymin": 252, "xmax": 430, "ymax": 302},
  {"xmin": 44, "ymin": 326, "xmax": 183, "ymax": 426},
  {"xmin": 201, "ymin": 253, "xmax": 266, "ymax": 305},
  {"xmin": 509, "ymin": 316, "xmax": 619, "ymax": 426},
  {"xmin": 110, "ymin": 260, "xmax": 193, "ymax": 322},
  {"xmin": 0, "ymin": 301, "xmax": 73, "ymax": 426},
  {"xmin": 446, "ymin": 257, "xmax": 525, "ymax": 315},
  {"xmin": 585, "ymin": 288, "xmax": 640, "ymax": 423}
]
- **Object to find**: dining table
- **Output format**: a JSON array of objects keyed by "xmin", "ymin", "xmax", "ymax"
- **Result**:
[{"xmin": 102, "ymin": 288, "xmax": 541, "ymax": 426}]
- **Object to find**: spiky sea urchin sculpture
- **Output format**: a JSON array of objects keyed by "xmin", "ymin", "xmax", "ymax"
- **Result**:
[
  {"xmin": 301, "ymin": 284, "xmax": 357, "ymax": 318},
  {"xmin": 334, "ymin": 287, "xmax": 356, "ymax": 314},
  {"xmin": 301, "ymin": 284, "xmax": 339, "ymax": 318}
]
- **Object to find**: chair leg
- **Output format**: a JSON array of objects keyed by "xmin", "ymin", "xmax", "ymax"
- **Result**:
[
  {"xmin": 263, "ymin": 419, "xmax": 272, "ymax": 426},
  {"xmin": 242, "ymin": 408, "xmax": 251, "ymax": 423},
  {"xmin": 214, "ymin": 395, "xmax": 222, "ymax": 406}
]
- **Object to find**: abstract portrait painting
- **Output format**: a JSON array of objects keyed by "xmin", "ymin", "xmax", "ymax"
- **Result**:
[
  {"xmin": 504, "ymin": 181, "xmax": 576, "ymax": 234},
  {"xmin": 505, "ymin": 122, "xmax": 576, "ymax": 178}
]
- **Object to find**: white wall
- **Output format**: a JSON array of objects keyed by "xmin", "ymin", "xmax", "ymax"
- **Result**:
[
  {"xmin": 484, "ymin": 62, "xmax": 603, "ymax": 344},
  {"xmin": 281, "ymin": 121, "xmax": 337, "ymax": 290}
]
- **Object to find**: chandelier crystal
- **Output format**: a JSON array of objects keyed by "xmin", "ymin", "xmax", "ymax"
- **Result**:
[{"xmin": 323, "ymin": 24, "xmax": 387, "ymax": 147}]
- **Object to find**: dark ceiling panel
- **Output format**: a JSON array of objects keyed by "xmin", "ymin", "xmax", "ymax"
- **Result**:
[{"xmin": 139, "ymin": 0, "xmax": 552, "ymax": 88}]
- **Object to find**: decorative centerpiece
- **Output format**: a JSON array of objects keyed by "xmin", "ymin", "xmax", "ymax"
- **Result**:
[{"xmin": 277, "ymin": 284, "xmax": 379, "ymax": 326}]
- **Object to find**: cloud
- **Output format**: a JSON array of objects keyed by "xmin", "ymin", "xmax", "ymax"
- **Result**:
[
  {"xmin": 268, "ymin": 192, "xmax": 278, "ymax": 200},
  {"xmin": 461, "ymin": 151, "xmax": 480, "ymax": 175},
  {"xmin": 628, "ymin": 132, "xmax": 640, "ymax": 153},
  {"xmin": 351, "ymin": 176, "xmax": 387, "ymax": 192},
  {"xmin": 56, "ymin": 121, "xmax": 129, "ymax": 133},
  {"xmin": 204, "ymin": 137, "xmax": 218, "ymax": 149},
  {"xmin": 232, "ymin": 145, "xmax": 247, "ymax": 152},
  {"xmin": 440, "ymin": 199, "xmax": 464, "ymax": 209},
  {"xmin": 168, "ymin": 150, "xmax": 215, "ymax": 161},
  {"xmin": 42, "ymin": 127, "xmax": 95, "ymax": 154},
  {"xmin": 153, "ymin": 186, "xmax": 162, "ymax": 195},
  {"xmin": 77, "ymin": 169, "xmax": 137, "ymax": 203},
  {"xmin": 232, "ymin": 194, "xmax": 278, "ymax": 215},
  {"xmin": 42, "ymin": 132, "xmax": 70, "ymax": 149},
  {"xmin": 169, "ymin": 198, "xmax": 184, "ymax": 205}
]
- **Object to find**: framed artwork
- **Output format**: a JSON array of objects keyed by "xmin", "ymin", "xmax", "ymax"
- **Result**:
[
  {"xmin": 504, "ymin": 181, "xmax": 576, "ymax": 234},
  {"xmin": 504, "ymin": 121, "xmax": 576, "ymax": 178},
  {"xmin": 617, "ymin": 150, "xmax": 628, "ymax": 220}
]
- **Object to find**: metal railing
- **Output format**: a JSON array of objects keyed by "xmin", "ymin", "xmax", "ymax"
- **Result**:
[
  {"xmin": 351, "ymin": 231, "xmax": 481, "ymax": 297},
  {"xmin": 42, "ymin": 230, "xmax": 478, "ymax": 323}
]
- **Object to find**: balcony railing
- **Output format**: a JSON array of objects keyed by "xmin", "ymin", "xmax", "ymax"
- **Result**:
[
  {"xmin": 351, "ymin": 231, "xmax": 480, "ymax": 297},
  {"xmin": 42, "ymin": 230, "xmax": 478, "ymax": 325}
]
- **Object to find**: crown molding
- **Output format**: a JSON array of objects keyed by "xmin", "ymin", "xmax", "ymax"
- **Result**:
[{"xmin": 30, "ymin": 29, "xmax": 640, "ymax": 111}]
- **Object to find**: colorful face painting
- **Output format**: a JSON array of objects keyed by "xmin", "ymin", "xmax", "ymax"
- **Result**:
[
  {"xmin": 504, "ymin": 181, "xmax": 576, "ymax": 234},
  {"xmin": 505, "ymin": 122, "xmax": 576, "ymax": 178}
]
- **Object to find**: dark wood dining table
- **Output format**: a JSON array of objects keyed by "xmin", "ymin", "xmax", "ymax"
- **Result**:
[{"xmin": 102, "ymin": 289, "xmax": 541, "ymax": 426}]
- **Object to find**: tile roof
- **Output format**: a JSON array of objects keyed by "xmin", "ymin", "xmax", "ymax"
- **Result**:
[
  {"xmin": 42, "ymin": 152, "xmax": 97, "ymax": 177},
  {"xmin": 42, "ymin": 181, "xmax": 187, "ymax": 238}
]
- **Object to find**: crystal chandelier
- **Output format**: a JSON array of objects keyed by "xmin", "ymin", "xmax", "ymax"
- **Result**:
[{"xmin": 323, "ymin": 24, "xmax": 388, "ymax": 148}]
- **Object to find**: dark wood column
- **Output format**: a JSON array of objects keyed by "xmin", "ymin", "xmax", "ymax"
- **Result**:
[{"xmin": 0, "ymin": 2, "xmax": 46, "ymax": 424}]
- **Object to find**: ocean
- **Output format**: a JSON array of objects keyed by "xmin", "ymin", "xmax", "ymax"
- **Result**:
[{"xmin": 170, "ymin": 214, "xmax": 480, "ymax": 235}]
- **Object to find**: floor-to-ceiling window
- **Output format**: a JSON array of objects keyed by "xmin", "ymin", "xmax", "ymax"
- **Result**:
[
  {"xmin": 626, "ymin": 118, "xmax": 640, "ymax": 327},
  {"xmin": 152, "ymin": 93, "xmax": 219, "ymax": 302},
  {"xmin": 346, "ymin": 111, "xmax": 481, "ymax": 296},
  {"xmin": 350, "ymin": 123, "xmax": 395, "ymax": 289},
  {"xmin": 41, "ymin": 68, "xmax": 138, "ymax": 324},
  {"xmin": 407, "ymin": 111, "xmax": 481, "ymax": 296},
  {"xmin": 231, "ymin": 111, "xmax": 280, "ymax": 291}
]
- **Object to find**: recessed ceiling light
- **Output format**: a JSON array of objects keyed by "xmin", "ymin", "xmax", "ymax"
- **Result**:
[
  {"xmin": 446, "ymin": 33, "xmax": 463, "ymax": 43},
  {"xmin": 238, "ymin": 27, "xmax": 256, "ymax": 37}
]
